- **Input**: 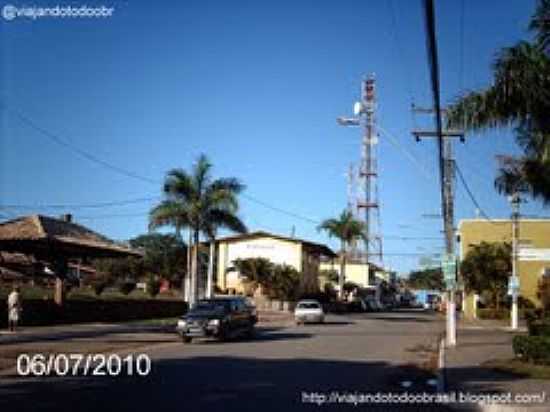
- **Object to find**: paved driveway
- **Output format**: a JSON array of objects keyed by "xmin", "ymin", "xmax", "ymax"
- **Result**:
[{"xmin": 0, "ymin": 310, "xmax": 448, "ymax": 412}]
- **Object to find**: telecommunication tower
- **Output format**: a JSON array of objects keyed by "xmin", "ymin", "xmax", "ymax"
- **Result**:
[{"xmin": 338, "ymin": 74, "xmax": 383, "ymax": 277}]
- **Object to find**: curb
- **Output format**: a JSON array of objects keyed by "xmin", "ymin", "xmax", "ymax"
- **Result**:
[{"xmin": 436, "ymin": 333, "xmax": 446, "ymax": 393}]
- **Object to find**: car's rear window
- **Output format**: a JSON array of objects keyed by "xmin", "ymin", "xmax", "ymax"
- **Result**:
[
  {"xmin": 298, "ymin": 303, "xmax": 320, "ymax": 309},
  {"xmin": 193, "ymin": 300, "xmax": 230, "ymax": 312}
]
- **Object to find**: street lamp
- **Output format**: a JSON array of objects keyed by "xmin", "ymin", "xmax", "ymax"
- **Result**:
[{"xmin": 508, "ymin": 192, "xmax": 521, "ymax": 330}]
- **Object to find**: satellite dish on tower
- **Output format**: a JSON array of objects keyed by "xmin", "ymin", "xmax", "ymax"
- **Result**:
[{"xmin": 353, "ymin": 101, "xmax": 362, "ymax": 116}]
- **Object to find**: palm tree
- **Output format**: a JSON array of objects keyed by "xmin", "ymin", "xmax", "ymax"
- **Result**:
[
  {"xmin": 149, "ymin": 154, "xmax": 247, "ymax": 305},
  {"xmin": 446, "ymin": 0, "xmax": 550, "ymax": 204},
  {"xmin": 317, "ymin": 210, "xmax": 366, "ymax": 300}
]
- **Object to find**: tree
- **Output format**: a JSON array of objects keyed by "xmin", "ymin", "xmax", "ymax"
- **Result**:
[
  {"xmin": 407, "ymin": 268, "xmax": 444, "ymax": 291},
  {"xmin": 149, "ymin": 154, "xmax": 247, "ymax": 305},
  {"xmin": 460, "ymin": 242, "xmax": 512, "ymax": 311},
  {"xmin": 317, "ymin": 210, "xmax": 366, "ymax": 300},
  {"xmin": 446, "ymin": 0, "xmax": 550, "ymax": 204},
  {"xmin": 129, "ymin": 233, "xmax": 187, "ymax": 287},
  {"xmin": 230, "ymin": 258, "xmax": 301, "ymax": 301},
  {"xmin": 231, "ymin": 257, "xmax": 274, "ymax": 294}
]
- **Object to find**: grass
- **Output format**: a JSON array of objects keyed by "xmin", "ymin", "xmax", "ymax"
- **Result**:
[{"xmin": 482, "ymin": 358, "xmax": 550, "ymax": 380}]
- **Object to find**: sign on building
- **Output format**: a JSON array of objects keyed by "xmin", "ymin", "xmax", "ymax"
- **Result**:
[{"xmin": 518, "ymin": 248, "xmax": 550, "ymax": 262}]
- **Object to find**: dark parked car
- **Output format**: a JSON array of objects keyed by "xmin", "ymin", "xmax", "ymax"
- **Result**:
[{"xmin": 176, "ymin": 296, "xmax": 257, "ymax": 343}]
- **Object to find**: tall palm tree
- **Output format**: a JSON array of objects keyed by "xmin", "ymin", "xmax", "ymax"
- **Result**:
[
  {"xmin": 148, "ymin": 201, "xmax": 192, "ymax": 299},
  {"xmin": 446, "ymin": 0, "xmax": 550, "ymax": 204},
  {"xmin": 149, "ymin": 154, "xmax": 247, "ymax": 305},
  {"xmin": 317, "ymin": 210, "xmax": 366, "ymax": 300}
]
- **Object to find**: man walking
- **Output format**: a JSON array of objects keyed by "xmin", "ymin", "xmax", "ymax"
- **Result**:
[{"xmin": 7, "ymin": 286, "xmax": 21, "ymax": 332}]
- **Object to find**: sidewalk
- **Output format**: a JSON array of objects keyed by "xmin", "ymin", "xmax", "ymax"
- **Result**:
[{"xmin": 444, "ymin": 319, "xmax": 549, "ymax": 411}]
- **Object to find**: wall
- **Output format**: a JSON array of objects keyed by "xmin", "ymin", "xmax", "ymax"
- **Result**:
[
  {"xmin": 319, "ymin": 261, "xmax": 370, "ymax": 288},
  {"xmin": 217, "ymin": 236, "xmax": 302, "ymax": 293},
  {"xmin": 459, "ymin": 219, "xmax": 550, "ymax": 317}
]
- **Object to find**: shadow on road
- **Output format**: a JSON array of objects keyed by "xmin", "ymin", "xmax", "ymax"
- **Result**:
[{"xmin": 0, "ymin": 356, "xmax": 462, "ymax": 412}]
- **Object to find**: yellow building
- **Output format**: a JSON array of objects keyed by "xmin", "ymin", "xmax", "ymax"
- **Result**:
[
  {"xmin": 458, "ymin": 219, "xmax": 550, "ymax": 318},
  {"xmin": 216, "ymin": 231, "xmax": 336, "ymax": 295},
  {"xmin": 319, "ymin": 259, "xmax": 388, "ymax": 288}
]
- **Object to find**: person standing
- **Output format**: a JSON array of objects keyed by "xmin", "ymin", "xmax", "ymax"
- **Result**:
[{"xmin": 7, "ymin": 286, "xmax": 21, "ymax": 332}]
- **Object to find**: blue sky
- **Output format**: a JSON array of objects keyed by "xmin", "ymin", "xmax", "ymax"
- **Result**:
[{"xmin": 0, "ymin": 0, "xmax": 545, "ymax": 275}]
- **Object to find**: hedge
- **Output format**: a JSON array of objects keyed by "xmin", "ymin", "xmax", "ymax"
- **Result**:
[
  {"xmin": 528, "ymin": 320, "xmax": 550, "ymax": 337},
  {"xmin": 477, "ymin": 308, "xmax": 533, "ymax": 320},
  {"xmin": 478, "ymin": 308, "xmax": 510, "ymax": 320},
  {"xmin": 0, "ymin": 298, "xmax": 187, "ymax": 328},
  {"xmin": 513, "ymin": 335, "xmax": 550, "ymax": 365}
]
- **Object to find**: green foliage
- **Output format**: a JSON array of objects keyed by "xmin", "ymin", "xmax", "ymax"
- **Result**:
[
  {"xmin": 129, "ymin": 233, "xmax": 187, "ymax": 286},
  {"xmin": 117, "ymin": 280, "xmax": 136, "ymax": 295},
  {"xmin": 343, "ymin": 281, "xmax": 359, "ymax": 293},
  {"xmin": 149, "ymin": 154, "xmax": 248, "ymax": 303},
  {"xmin": 91, "ymin": 279, "xmax": 108, "ymax": 296},
  {"xmin": 317, "ymin": 210, "xmax": 366, "ymax": 298},
  {"xmin": 230, "ymin": 257, "xmax": 300, "ymax": 301},
  {"xmin": 513, "ymin": 335, "xmax": 550, "ymax": 365},
  {"xmin": 319, "ymin": 269, "xmax": 339, "ymax": 284},
  {"xmin": 537, "ymin": 276, "xmax": 550, "ymax": 316},
  {"xmin": 528, "ymin": 319, "xmax": 550, "ymax": 337},
  {"xmin": 93, "ymin": 257, "xmax": 144, "ymax": 283},
  {"xmin": 271, "ymin": 264, "xmax": 300, "ymax": 301},
  {"xmin": 147, "ymin": 275, "xmax": 161, "ymax": 298},
  {"xmin": 478, "ymin": 308, "xmax": 510, "ymax": 320},
  {"xmin": 317, "ymin": 210, "xmax": 366, "ymax": 248},
  {"xmin": 513, "ymin": 335, "xmax": 531, "ymax": 359},
  {"xmin": 446, "ymin": 1, "xmax": 550, "ymax": 205},
  {"xmin": 460, "ymin": 242, "xmax": 511, "ymax": 310},
  {"xmin": 323, "ymin": 283, "xmax": 337, "ymax": 300},
  {"xmin": 407, "ymin": 268, "xmax": 444, "ymax": 291}
]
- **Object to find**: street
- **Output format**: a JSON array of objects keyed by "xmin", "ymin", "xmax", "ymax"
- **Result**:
[{"xmin": 0, "ymin": 310, "xmax": 447, "ymax": 411}]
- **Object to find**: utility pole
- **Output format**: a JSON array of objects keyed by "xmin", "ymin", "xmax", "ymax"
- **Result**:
[
  {"xmin": 419, "ymin": 0, "xmax": 463, "ymax": 347},
  {"xmin": 412, "ymin": 109, "xmax": 462, "ymax": 347},
  {"xmin": 338, "ymin": 74, "xmax": 383, "ymax": 283},
  {"xmin": 509, "ymin": 192, "xmax": 521, "ymax": 330}
]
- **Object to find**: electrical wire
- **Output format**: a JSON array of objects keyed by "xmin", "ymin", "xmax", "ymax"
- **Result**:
[
  {"xmin": 2, "ymin": 104, "xmax": 160, "ymax": 185},
  {"xmin": 0, "ymin": 196, "xmax": 160, "ymax": 210},
  {"xmin": 377, "ymin": 124, "xmax": 436, "ymax": 182},
  {"xmin": 454, "ymin": 161, "xmax": 507, "ymax": 225}
]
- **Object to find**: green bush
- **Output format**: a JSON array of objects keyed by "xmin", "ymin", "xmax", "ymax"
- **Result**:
[
  {"xmin": 513, "ymin": 335, "xmax": 550, "ymax": 365},
  {"xmin": 147, "ymin": 276, "xmax": 161, "ymax": 298},
  {"xmin": 528, "ymin": 320, "xmax": 550, "ymax": 337},
  {"xmin": 478, "ymin": 308, "xmax": 509, "ymax": 320},
  {"xmin": 91, "ymin": 280, "xmax": 108, "ymax": 296},
  {"xmin": 118, "ymin": 280, "xmax": 136, "ymax": 295}
]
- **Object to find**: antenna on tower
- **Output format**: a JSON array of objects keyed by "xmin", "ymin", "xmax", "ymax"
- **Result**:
[{"xmin": 337, "ymin": 74, "xmax": 384, "ymax": 283}]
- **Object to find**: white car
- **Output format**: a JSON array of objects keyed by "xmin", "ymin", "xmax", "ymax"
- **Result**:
[{"xmin": 294, "ymin": 300, "xmax": 324, "ymax": 324}]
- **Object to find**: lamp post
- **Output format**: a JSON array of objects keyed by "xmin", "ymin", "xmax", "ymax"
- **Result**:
[{"xmin": 509, "ymin": 192, "xmax": 521, "ymax": 330}]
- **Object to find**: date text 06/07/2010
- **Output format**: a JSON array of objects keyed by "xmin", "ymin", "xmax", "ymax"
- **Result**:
[{"xmin": 16, "ymin": 353, "xmax": 151, "ymax": 377}]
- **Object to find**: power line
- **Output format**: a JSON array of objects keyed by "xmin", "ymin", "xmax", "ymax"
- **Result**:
[
  {"xmin": 4, "ymin": 105, "xmax": 329, "ymax": 226},
  {"xmin": 387, "ymin": 0, "xmax": 415, "ymax": 102},
  {"xmin": 2, "ymin": 104, "xmax": 160, "ymax": 185},
  {"xmin": 241, "ymin": 194, "xmax": 321, "ymax": 225},
  {"xmin": 0, "ymin": 196, "xmax": 160, "ymax": 210},
  {"xmin": 454, "ymin": 161, "xmax": 507, "ymax": 225},
  {"xmin": 377, "ymin": 124, "xmax": 436, "ymax": 182}
]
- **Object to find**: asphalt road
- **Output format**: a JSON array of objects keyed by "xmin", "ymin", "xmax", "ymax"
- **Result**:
[{"xmin": 0, "ymin": 309, "xmax": 451, "ymax": 412}]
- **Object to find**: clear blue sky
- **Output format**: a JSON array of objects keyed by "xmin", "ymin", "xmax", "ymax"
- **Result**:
[{"xmin": 0, "ymin": 0, "xmax": 545, "ymax": 275}]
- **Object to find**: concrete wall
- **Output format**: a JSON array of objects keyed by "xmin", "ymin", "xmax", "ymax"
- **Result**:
[
  {"xmin": 459, "ymin": 219, "xmax": 550, "ymax": 317},
  {"xmin": 216, "ymin": 236, "xmax": 304, "ymax": 294},
  {"xmin": 319, "ymin": 261, "xmax": 370, "ymax": 288}
]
